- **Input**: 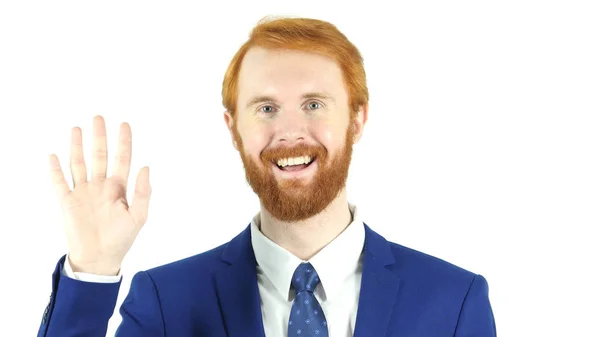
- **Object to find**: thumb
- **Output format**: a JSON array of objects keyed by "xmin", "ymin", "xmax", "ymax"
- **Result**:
[{"xmin": 129, "ymin": 166, "xmax": 152, "ymax": 226}]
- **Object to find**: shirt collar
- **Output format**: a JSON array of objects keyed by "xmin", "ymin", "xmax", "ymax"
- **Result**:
[{"xmin": 250, "ymin": 203, "xmax": 365, "ymax": 302}]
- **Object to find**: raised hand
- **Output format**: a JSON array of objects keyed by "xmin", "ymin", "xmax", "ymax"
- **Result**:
[{"xmin": 49, "ymin": 115, "xmax": 151, "ymax": 276}]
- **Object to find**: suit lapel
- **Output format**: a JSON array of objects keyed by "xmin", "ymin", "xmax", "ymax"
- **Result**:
[
  {"xmin": 215, "ymin": 226, "xmax": 266, "ymax": 337},
  {"xmin": 353, "ymin": 224, "xmax": 402, "ymax": 337}
]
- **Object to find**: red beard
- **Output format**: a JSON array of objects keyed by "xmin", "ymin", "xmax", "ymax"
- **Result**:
[{"xmin": 232, "ymin": 121, "xmax": 354, "ymax": 222}]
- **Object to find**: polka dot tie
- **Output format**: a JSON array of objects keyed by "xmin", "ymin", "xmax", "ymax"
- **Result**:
[{"xmin": 288, "ymin": 262, "xmax": 328, "ymax": 337}]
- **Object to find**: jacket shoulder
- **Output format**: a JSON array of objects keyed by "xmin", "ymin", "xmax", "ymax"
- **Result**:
[
  {"xmin": 142, "ymin": 241, "xmax": 230, "ymax": 283},
  {"xmin": 387, "ymin": 241, "xmax": 479, "ymax": 288}
]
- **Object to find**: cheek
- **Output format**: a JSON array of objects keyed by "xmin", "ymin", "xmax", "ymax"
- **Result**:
[
  {"xmin": 240, "ymin": 127, "xmax": 270, "ymax": 159},
  {"xmin": 313, "ymin": 122, "xmax": 347, "ymax": 152}
]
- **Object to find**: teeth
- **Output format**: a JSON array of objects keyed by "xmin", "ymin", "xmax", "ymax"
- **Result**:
[{"xmin": 276, "ymin": 156, "xmax": 313, "ymax": 167}]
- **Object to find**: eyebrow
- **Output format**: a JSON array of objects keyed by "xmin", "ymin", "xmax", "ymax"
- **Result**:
[{"xmin": 245, "ymin": 92, "xmax": 335, "ymax": 109}]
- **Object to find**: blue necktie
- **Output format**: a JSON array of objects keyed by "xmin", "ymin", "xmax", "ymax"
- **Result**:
[{"xmin": 288, "ymin": 262, "xmax": 328, "ymax": 336}]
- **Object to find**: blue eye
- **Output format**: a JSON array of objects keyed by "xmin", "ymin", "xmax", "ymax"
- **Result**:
[
  {"xmin": 306, "ymin": 102, "xmax": 322, "ymax": 110},
  {"xmin": 260, "ymin": 105, "xmax": 276, "ymax": 113}
]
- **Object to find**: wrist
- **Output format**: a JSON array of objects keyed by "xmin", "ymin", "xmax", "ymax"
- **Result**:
[{"xmin": 68, "ymin": 255, "xmax": 121, "ymax": 276}]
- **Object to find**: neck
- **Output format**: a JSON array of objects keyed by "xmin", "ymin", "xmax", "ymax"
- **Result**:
[{"xmin": 258, "ymin": 188, "xmax": 353, "ymax": 261}]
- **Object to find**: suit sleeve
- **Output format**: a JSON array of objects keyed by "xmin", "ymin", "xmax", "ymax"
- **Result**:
[
  {"xmin": 453, "ymin": 274, "xmax": 497, "ymax": 337},
  {"xmin": 37, "ymin": 255, "xmax": 165, "ymax": 337}
]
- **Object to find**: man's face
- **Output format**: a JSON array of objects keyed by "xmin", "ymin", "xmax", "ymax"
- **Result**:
[{"xmin": 225, "ymin": 47, "xmax": 366, "ymax": 222}]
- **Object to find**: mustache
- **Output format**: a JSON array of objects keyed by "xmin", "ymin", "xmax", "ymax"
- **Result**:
[{"xmin": 260, "ymin": 143, "xmax": 327, "ymax": 163}]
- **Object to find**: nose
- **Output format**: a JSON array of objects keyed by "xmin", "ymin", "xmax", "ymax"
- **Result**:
[{"xmin": 274, "ymin": 109, "xmax": 309, "ymax": 145}]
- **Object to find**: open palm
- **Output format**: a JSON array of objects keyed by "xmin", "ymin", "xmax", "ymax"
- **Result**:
[{"xmin": 49, "ymin": 115, "xmax": 151, "ymax": 275}]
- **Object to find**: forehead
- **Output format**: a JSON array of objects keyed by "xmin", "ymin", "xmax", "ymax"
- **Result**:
[{"xmin": 237, "ymin": 47, "xmax": 347, "ymax": 104}]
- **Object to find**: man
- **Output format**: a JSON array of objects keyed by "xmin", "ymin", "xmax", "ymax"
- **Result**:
[{"xmin": 38, "ymin": 16, "xmax": 496, "ymax": 337}]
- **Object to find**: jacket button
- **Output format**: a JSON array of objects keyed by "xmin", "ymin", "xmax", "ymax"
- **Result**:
[{"xmin": 41, "ymin": 293, "xmax": 51, "ymax": 324}]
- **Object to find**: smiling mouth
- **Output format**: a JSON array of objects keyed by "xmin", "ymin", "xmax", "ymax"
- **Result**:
[{"xmin": 274, "ymin": 155, "xmax": 315, "ymax": 171}]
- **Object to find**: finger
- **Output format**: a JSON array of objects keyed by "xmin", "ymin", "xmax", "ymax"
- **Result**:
[
  {"xmin": 129, "ymin": 166, "xmax": 152, "ymax": 226},
  {"xmin": 112, "ymin": 122, "xmax": 132, "ymax": 185},
  {"xmin": 91, "ymin": 115, "xmax": 108, "ymax": 181},
  {"xmin": 70, "ymin": 127, "xmax": 88, "ymax": 186},
  {"xmin": 49, "ymin": 154, "xmax": 71, "ymax": 201}
]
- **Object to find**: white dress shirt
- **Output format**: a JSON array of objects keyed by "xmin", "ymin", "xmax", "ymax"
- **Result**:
[{"xmin": 63, "ymin": 204, "xmax": 365, "ymax": 337}]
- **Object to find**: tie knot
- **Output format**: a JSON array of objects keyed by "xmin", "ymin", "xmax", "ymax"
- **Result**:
[{"xmin": 291, "ymin": 262, "xmax": 320, "ymax": 294}]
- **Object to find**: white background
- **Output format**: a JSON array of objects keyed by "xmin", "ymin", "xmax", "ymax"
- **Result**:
[{"xmin": 1, "ymin": 1, "xmax": 599, "ymax": 336}]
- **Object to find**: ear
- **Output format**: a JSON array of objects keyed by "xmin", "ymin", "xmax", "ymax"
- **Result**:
[
  {"xmin": 351, "ymin": 104, "xmax": 369, "ymax": 144},
  {"xmin": 223, "ymin": 111, "xmax": 240, "ymax": 151}
]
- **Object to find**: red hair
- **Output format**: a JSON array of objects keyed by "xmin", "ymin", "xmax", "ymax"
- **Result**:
[{"xmin": 221, "ymin": 16, "xmax": 369, "ymax": 116}]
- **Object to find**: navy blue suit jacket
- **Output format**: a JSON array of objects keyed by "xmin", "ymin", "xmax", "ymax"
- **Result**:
[{"xmin": 37, "ymin": 223, "xmax": 496, "ymax": 336}]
